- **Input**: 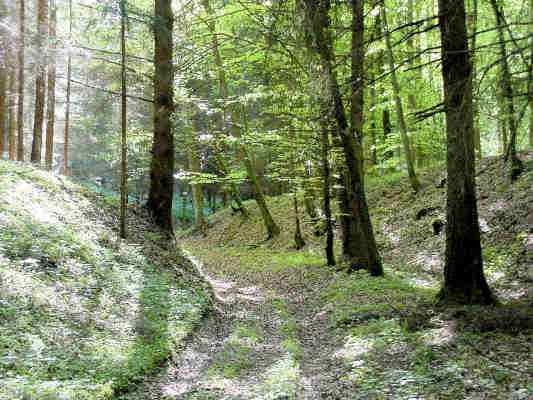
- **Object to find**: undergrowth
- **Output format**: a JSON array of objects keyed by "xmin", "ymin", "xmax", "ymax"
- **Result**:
[{"xmin": 0, "ymin": 160, "xmax": 211, "ymax": 400}]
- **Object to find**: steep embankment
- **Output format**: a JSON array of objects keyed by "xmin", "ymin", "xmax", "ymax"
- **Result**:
[
  {"xmin": 0, "ymin": 160, "xmax": 212, "ymax": 400},
  {"xmin": 158, "ymin": 153, "xmax": 531, "ymax": 399}
]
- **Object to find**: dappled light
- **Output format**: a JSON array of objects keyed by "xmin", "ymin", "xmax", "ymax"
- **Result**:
[{"xmin": 0, "ymin": 0, "xmax": 531, "ymax": 397}]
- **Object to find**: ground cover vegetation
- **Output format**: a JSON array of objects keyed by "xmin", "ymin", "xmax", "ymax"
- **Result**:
[{"xmin": 0, "ymin": 0, "xmax": 532, "ymax": 398}]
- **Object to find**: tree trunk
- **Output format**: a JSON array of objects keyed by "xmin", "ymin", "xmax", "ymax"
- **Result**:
[
  {"xmin": 490, "ymin": 0, "xmax": 523, "ymax": 180},
  {"xmin": 119, "ymin": 0, "xmax": 128, "ymax": 238},
  {"xmin": 527, "ymin": 0, "xmax": 533, "ymax": 149},
  {"xmin": 63, "ymin": 0, "xmax": 72, "ymax": 174},
  {"xmin": 147, "ymin": 0, "xmax": 175, "ymax": 234},
  {"xmin": 470, "ymin": 0, "xmax": 482, "ymax": 158},
  {"xmin": 0, "ymin": 0, "xmax": 7, "ymax": 157},
  {"xmin": 31, "ymin": 0, "xmax": 48, "ymax": 164},
  {"xmin": 381, "ymin": 0, "xmax": 420, "ymax": 192},
  {"xmin": 16, "ymin": 0, "xmax": 24, "ymax": 161},
  {"xmin": 369, "ymin": 73, "xmax": 378, "ymax": 166},
  {"xmin": 241, "ymin": 112, "xmax": 280, "ymax": 239},
  {"xmin": 320, "ymin": 108, "xmax": 335, "ymax": 266},
  {"xmin": 302, "ymin": 0, "xmax": 382, "ymax": 275},
  {"xmin": 188, "ymin": 116, "xmax": 206, "ymax": 234},
  {"xmin": 293, "ymin": 195, "xmax": 306, "ymax": 250},
  {"xmin": 350, "ymin": 0, "xmax": 365, "ymax": 178},
  {"xmin": 8, "ymin": 65, "xmax": 16, "ymax": 160},
  {"xmin": 438, "ymin": 0, "xmax": 493, "ymax": 305},
  {"xmin": 44, "ymin": 0, "xmax": 56, "ymax": 170},
  {"xmin": 0, "ymin": 56, "xmax": 6, "ymax": 158},
  {"xmin": 201, "ymin": 0, "xmax": 248, "ymax": 217}
]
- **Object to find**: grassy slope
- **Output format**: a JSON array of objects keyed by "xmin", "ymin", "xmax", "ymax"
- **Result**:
[
  {"xmin": 0, "ymin": 160, "xmax": 212, "ymax": 400},
  {"xmin": 182, "ymin": 153, "xmax": 532, "ymax": 399}
]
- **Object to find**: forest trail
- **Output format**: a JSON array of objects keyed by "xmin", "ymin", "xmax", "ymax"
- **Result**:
[{"xmin": 127, "ymin": 250, "xmax": 355, "ymax": 399}]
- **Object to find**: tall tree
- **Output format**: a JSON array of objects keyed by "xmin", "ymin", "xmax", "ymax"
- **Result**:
[
  {"xmin": 381, "ymin": 0, "xmax": 420, "ymax": 192},
  {"xmin": 201, "ymin": 0, "xmax": 280, "ymax": 238},
  {"xmin": 301, "ymin": 0, "xmax": 382, "ymax": 275},
  {"xmin": 200, "ymin": 0, "xmax": 248, "ymax": 217},
  {"xmin": 45, "ymin": 0, "xmax": 57, "ymax": 170},
  {"xmin": 62, "ymin": 0, "xmax": 72, "ymax": 174},
  {"xmin": 16, "ymin": 0, "xmax": 24, "ymax": 161},
  {"xmin": 0, "ymin": 0, "xmax": 6, "ymax": 157},
  {"xmin": 438, "ymin": 0, "xmax": 493, "ymax": 304},
  {"xmin": 188, "ymin": 113, "xmax": 206, "ymax": 234},
  {"xmin": 31, "ymin": 0, "xmax": 48, "ymax": 163},
  {"xmin": 469, "ymin": 0, "xmax": 482, "ymax": 158},
  {"xmin": 119, "ymin": 0, "xmax": 128, "ymax": 238},
  {"xmin": 320, "ymin": 105, "xmax": 335, "ymax": 266},
  {"xmin": 529, "ymin": 0, "xmax": 533, "ymax": 148},
  {"xmin": 147, "ymin": 0, "xmax": 175, "ymax": 233},
  {"xmin": 8, "ymin": 64, "xmax": 17, "ymax": 160},
  {"xmin": 490, "ymin": 0, "xmax": 523, "ymax": 180}
]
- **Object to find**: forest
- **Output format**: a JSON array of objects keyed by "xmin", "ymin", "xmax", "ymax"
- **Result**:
[{"xmin": 0, "ymin": 0, "xmax": 532, "ymax": 398}]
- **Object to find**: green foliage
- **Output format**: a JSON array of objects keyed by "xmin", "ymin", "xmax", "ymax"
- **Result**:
[{"xmin": 0, "ymin": 161, "xmax": 210, "ymax": 400}]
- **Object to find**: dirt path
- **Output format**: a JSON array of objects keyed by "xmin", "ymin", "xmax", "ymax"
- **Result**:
[{"xmin": 125, "ymin": 250, "xmax": 355, "ymax": 400}]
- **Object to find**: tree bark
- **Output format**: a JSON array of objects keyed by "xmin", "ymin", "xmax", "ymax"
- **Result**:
[
  {"xmin": 438, "ymin": 0, "xmax": 493, "ymax": 305},
  {"xmin": 301, "ymin": 0, "xmax": 382, "ymax": 275},
  {"xmin": 320, "ymin": 108, "xmax": 335, "ymax": 266},
  {"xmin": 0, "ymin": 0, "xmax": 7, "ymax": 157},
  {"xmin": 119, "ymin": 0, "xmax": 128, "ymax": 238},
  {"xmin": 527, "ymin": 0, "xmax": 533, "ymax": 149},
  {"xmin": 63, "ymin": 0, "xmax": 72, "ymax": 174},
  {"xmin": 469, "ymin": 0, "xmax": 482, "ymax": 158},
  {"xmin": 8, "ymin": 65, "xmax": 16, "ymax": 160},
  {"xmin": 147, "ymin": 0, "xmax": 175, "ymax": 234},
  {"xmin": 293, "ymin": 195, "xmax": 306, "ymax": 250},
  {"xmin": 0, "ymin": 56, "xmax": 6, "ymax": 158},
  {"xmin": 16, "ymin": 0, "xmax": 24, "ymax": 161},
  {"xmin": 189, "ymin": 114, "xmax": 206, "ymax": 234},
  {"xmin": 45, "ymin": 0, "xmax": 56, "ymax": 170},
  {"xmin": 490, "ymin": 0, "xmax": 523, "ymax": 180},
  {"xmin": 31, "ymin": 0, "xmax": 48, "ymax": 164},
  {"xmin": 381, "ymin": 0, "xmax": 420, "ymax": 192}
]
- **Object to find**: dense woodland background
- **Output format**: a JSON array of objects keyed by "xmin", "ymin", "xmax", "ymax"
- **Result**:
[{"xmin": 0, "ymin": 0, "xmax": 532, "ymax": 398}]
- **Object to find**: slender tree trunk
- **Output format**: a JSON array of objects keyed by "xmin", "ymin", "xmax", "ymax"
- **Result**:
[
  {"xmin": 241, "ymin": 112, "xmax": 280, "ymax": 239},
  {"xmin": 45, "ymin": 0, "xmax": 56, "ymax": 170},
  {"xmin": 382, "ymin": 108, "xmax": 392, "ymax": 161},
  {"xmin": 16, "ymin": 0, "xmax": 24, "ymax": 161},
  {"xmin": 63, "ymin": 0, "xmax": 72, "ymax": 174},
  {"xmin": 119, "ymin": 0, "xmax": 128, "ymax": 238},
  {"xmin": 302, "ymin": 0, "xmax": 382, "ymax": 275},
  {"xmin": 470, "ymin": 0, "xmax": 482, "ymax": 158},
  {"xmin": 496, "ymin": 90, "xmax": 508, "ymax": 153},
  {"xmin": 381, "ymin": 0, "xmax": 420, "ymax": 192},
  {"xmin": 320, "ymin": 109, "xmax": 335, "ymax": 266},
  {"xmin": 31, "ymin": 0, "xmax": 48, "ymax": 164},
  {"xmin": 350, "ymin": 0, "xmax": 364, "ymax": 177},
  {"xmin": 438, "ymin": 0, "xmax": 493, "ymax": 304},
  {"xmin": 189, "ymin": 115, "xmax": 206, "ymax": 234},
  {"xmin": 527, "ymin": 0, "xmax": 533, "ymax": 149},
  {"xmin": 0, "ymin": 58, "xmax": 6, "ymax": 158},
  {"xmin": 0, "ymin": 0, "xmax": 7, "ymax": 157},
  {"xmin": 8, "ymin": 66, "xmax": 17, "ymax": 160},
  {"xmin": 369, "ymin": 73, "xmax": 378, "ymax": 166},
  {"xmin": 293, "ymin": 195, "xmax": 306, "ymax": 250},
  {"xmin": 490, "ymin": 0, "xmax": 523, "ymax": 180},
  {"xmin": 201, "ymin": 0, "xmax": 248, "ymax": 216},
  {"xmin": 147, "ymin": 0, "xmax": 175, "ymax": 234},
  {"xmin": 406, "ymin": 0, "xmax": 424, "ymax": 166}
]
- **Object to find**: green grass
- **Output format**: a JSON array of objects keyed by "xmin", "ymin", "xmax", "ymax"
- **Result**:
[{"xmin": 0, "ymin": 160, "xmax": 210, "ymax": 400}]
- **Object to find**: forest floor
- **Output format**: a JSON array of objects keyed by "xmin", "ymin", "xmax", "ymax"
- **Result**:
[
  {"xmin": 0, "ymin": 161, "xmax": 212, "ymax": 400},
  {"xmin": 126, "ymin": 153, "xmax": 532, "ymax": 399},
  {"xmin": 0, "ymin": 154, "xmax": 532, "ymax": 400}
]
